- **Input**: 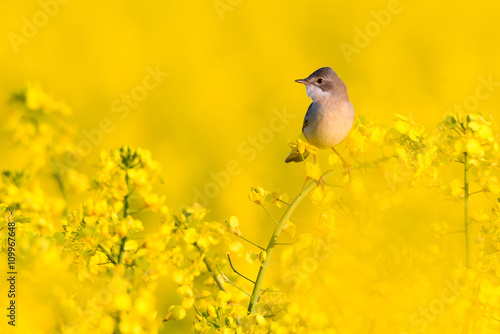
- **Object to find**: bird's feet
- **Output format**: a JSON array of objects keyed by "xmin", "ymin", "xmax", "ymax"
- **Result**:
[
  {"xmin": 332, "ymin": 147, "xmax": 352, "ymax": 179},
  {"xmin": 317, "ymin": 175, "xmax": 326, "ymax": 189},
  {"xmin": 342, "ymin": 160, "xmax": 353, "ymax": 177}
]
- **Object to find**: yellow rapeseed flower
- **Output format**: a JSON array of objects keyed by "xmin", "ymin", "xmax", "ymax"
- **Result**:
[
  {"xmin": 248, "ymin": 187, "xmax": 266, "ymax": 205},
  {"xmin": 305, "ymin": 162, "xmax": 321, "ymax": 181}
]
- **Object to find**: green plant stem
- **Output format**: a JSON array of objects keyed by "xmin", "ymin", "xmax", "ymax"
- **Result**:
[
  {"xmin": 98, "ymin": 244, "xmax": 118, "ymax": 265},
  {"xmin": 262, "ymin": 205, "xmax": 279, "ymax": 225},
  {"xmin": 227, "ymin": 254, "xmax": 255, "ymax": 283},
  {"xmin": 464, "ymin": 152, "xmax": 470, "ymax": 268},
  {"xmin": 117, "ymin": 236, "xmax": 127, "ymax": 265},
  {"xmin": 247, "ymin": 170, "xmax": 334, "ymax": 314},
  {"xmin": 118, "ymin": 170, "xmax": 130, "ymax": 265},
  {"xmin": 123, "ymin": 170, "xmax": 130, "ymax": 218},
  {"xmin": 51, "ymin": 157, "xmax": 68, "ymax": 215},
  {"xmin": 237, "ymin": 234, "xmax": 266, "ymax": 251},
  {"xmin": 203, "ymin": 257, "xmax": 226, "ymax": 292}
]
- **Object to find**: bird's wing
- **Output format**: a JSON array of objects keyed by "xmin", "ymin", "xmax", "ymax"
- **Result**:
[{"xmin": 302, "ymin": 103, "xmax": 314, "ymax": 132}]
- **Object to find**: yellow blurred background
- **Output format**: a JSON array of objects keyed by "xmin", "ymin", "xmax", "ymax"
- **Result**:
[
  {"xmin": 0, "ymin": 1, "xmax": 500, "ymax": 332},
  {"xmin": 1, "ymin": 0, "xmax": 499, "ymax": 219}
]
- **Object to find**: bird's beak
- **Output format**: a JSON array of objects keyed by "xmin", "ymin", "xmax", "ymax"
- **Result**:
[{"xmin": 295, "ymin": 78, "xmax": 310, "ymax": 85}]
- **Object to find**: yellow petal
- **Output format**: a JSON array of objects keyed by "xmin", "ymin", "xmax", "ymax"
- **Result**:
[
  {"xmin": 248, "ymin": 187, "xmax": 266, "ymax": 205},
  {"xmin": 184, "ymin": 228, "xmax": 198, "ymax": 244},
  {"xmin": 305, "ymin": 162, "xmax": 321, "ymax": 181},
  {"xmin": 164, "ymin": 305, "xmax": 186, "ymax": 321},
  {"xmin": 396, "ymin": 147, "xmax": 408, "ymax": 163},
  {"xmin": 114, "ymin": 293, "xmax": 132, "ymax": 311},
  {"xmin": 256, "ymin": 314, "xmax": 266, "ymax": 325},
  {"xmin": 466, "ymin": 139, "xmax": 481, "ymax": 155},
  {"xmin": 229, "ymin": 216, "xmax": 239, "ymax": 227},
  {"xmin": 310, "ymin": 187, "xmax": 324, "ymax": 202},
  {"xmin": 394, "ymin": 120, "xmax": 410, "ymax": 134}
]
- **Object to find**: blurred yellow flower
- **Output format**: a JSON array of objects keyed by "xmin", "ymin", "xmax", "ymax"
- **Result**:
[
  {"xmin": 248, "ymin": 187, "xmax": 266, "ymax": 205},
  {"xmin": 370, "ymin": 126, "xmax": 385, "ymax": 145},
  {"xmin": 310, "ymin": 187, "xmax": 323, "ymax": 202},
  {"xmin": 396, "ymin": 147, "xmax": 409, "ymax": 164},
  {"xmin": 450, "ymin": 179, "xmax": 464, "ymax": 198},
  {"xmin": 164, "ymin": 305, "xmax": 186, "ymax": 321},
  {"xmin": 394, "ymin": 120, "xmax": 410, "ymax": 134},
  {"xmin": 134, "ymin": 291, "xmax": 155, "ymax": 316},
  {"xmin": 466, "ymin": 138, "xmax": 483, "ymax": 156},
  {"xmin": 114, "ymin": 293, "xmax": 132, "ymax": 311},
  {"xmin": 229, "ymin": 241, "xmax": 243, "ymax": 253},
  {"xmin": 124, "ymin": 240, "xmax": 139, "ymax": 252},
  {"xmin": 99, "ymin": 314, "xmax": 116, "ymax": 334},
  {"xmin": 305, "ymin": 162, "xmax": 321, "ymax": 181},
  {"xmin": 256, "ymin": 314, "xmax": 267, "ymax": 326},
  {"xmin": 227, "ymin": 215, "xmax": 241, "ymax": 236}
]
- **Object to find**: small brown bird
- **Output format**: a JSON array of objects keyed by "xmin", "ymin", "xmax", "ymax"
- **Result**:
[{"xmin": 285, "ymin": 67, "xmax": 354, "ymax": 173}]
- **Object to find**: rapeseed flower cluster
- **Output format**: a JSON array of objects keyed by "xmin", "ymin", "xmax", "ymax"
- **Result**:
[{"xmin": 1, "ymin": 85, "xmax": 500, "ymax": 333}]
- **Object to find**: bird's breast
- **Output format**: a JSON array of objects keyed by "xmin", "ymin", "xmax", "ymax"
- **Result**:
[{"xmin": 303, "ymin": 100, "xmax": 354, "ymax": 149}]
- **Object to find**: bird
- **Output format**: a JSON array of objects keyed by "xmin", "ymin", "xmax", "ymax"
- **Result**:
[{"xmin": 285, "ymin": 67, "xmax": 354, "ymax": 174}]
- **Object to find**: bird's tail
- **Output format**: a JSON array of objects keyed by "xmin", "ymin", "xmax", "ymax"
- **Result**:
[{"xmin": 285, "ymin": 149, "xmax": 310, "ymax": 163}]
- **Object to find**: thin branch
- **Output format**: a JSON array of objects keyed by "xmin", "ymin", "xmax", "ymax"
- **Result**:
[
  {"xmin": 216, "ymin": 265, "xmax": 251, "ymax": 297},
  {"xmin": 261, "ymin": 205, "xmax": 279, "ymax": 225},
  {"xmin": 225, "ymin": 280, "xmax": 251, "ymax": 297},
  {"xmin": 227, "ymin": 254, "xmax": 255, "ymax": 284},
  {"xmin": 118, "ymin": 169, "xmax": 131, "ymax": 265},
  {"xmin": 289, "ymin": 217, "xmax": 322, "ymax": 232},
  {"xmin": 123, "ymin": 170, "xmax": 130, "ymax": 218},
  {"xmin": 307, "ymin": 193, "xmax": 324, "ymax": 214},
  {"xmin": 117, "ymin": 237, "xmax": 127, "ymax": 265},
  {"xmin": 203, "ymin": 257, "xmax": 226, "ymax": 292},
  {"xmin": 258, "ymin": 288, "xmax": 284, "ymax": 301},
  {"xmin": 236, "ymin": 234, "xmax": 266, "ymax": 251},
  {"xmin": 301, "ymin": 178, "xmax": 309, "ymax": 191},
  {"xmin": 469, "ymin": 190, "xmax": 484, "ymax": 196},
  {"xmin": 261, "ymin": 288, "xmax": 282, "ymax": 293},
  {"xmin": 452, "ymin": 127, "xmax": 464, "ymax": 137},
  {"xmin": 324, "ymin": 183, "xmax": 344, "ymax": 188},
  {"xmin": 277, "ymin": 199, "xmax": 291, "ymax": 206},
  {"xmin": 464, "ymin": 152, "xmax": 471, "ymax": 268},
  {"xmin": 193, "ymin": 305, "xmax": 203, "ymax": 317},
  {"xmin": 458, "ymin": 122, "xmax": 467, "ymax": 133},
  {"xmin": 468, "ymin": 220, "xmax": 483, "ymax": 225},
  {"xmin": 263, "ymin": 304, "xmax": 288, "ymax": 318},
  {"xmin": 97, "ymin": 244, "xmax": 117, "ymax": 265}
]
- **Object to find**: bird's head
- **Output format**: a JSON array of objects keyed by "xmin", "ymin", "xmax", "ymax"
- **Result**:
[{"xmin": 295, "ymin": 67, "xmax": 347, "ymax": 102}]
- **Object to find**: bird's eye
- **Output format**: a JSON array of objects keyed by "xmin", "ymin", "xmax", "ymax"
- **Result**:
[{"xmin": 316, "ymin": 78, "xmax": 324, "ymax": 84}]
